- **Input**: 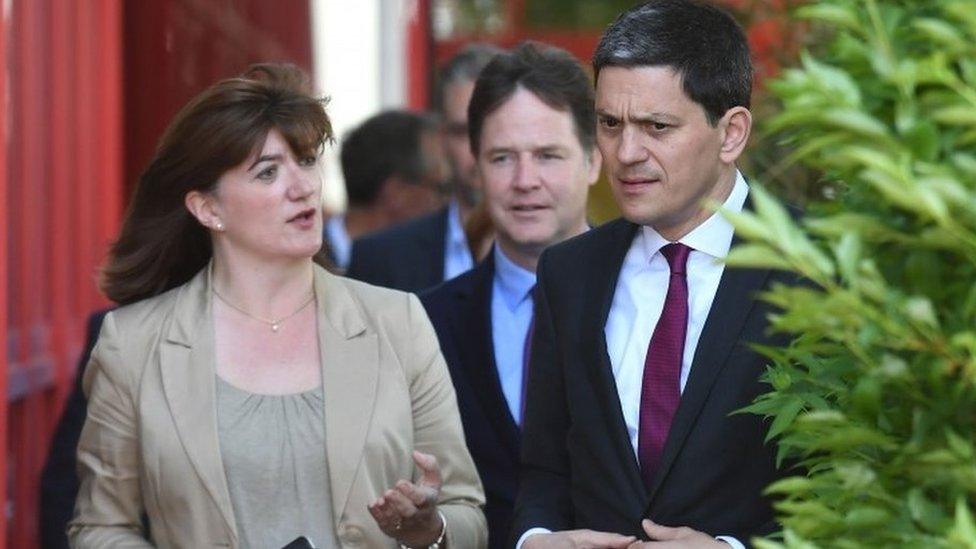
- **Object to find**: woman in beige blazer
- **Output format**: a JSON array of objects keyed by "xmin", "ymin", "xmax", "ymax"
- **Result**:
[{"xmin": 69, "ymin": 64, "xmax": 486, "ymax": 548}]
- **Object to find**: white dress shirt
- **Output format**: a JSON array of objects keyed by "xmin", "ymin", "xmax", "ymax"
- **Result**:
[{"xmin": 518, "ymin": 172, "xmax": 749, "ymax": 549}]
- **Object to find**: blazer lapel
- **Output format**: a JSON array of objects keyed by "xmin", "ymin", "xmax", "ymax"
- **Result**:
[
  {"xmin": 410, "ymin": 207, "xmax": 449, "ymax": 290},
  {"xmin": 456, "ymin": 256, "xmax": 521, "ymax": 457},
  {"xmin": 159, "ymin": 266, "xmax": 238, "ymax": 541},
  {"xmin": 645, "ymin": 255, "xmax": 772, "ymax": 505},
  {"xmin": 578, "ymin": 220, "xmax": 646, "ymax": 506},
  {"xmin": 315, "ymin": 268, "xmax": 380, "ymax": 522}
]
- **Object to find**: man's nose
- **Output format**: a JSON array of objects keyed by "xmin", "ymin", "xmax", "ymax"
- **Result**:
[
  {"xmin": 512, "ymin": 156, "xmax": 540, "ymax": 191},
  {"xmin": 617, "ymin": 127, "xmax": 648, "ymax": 165}
]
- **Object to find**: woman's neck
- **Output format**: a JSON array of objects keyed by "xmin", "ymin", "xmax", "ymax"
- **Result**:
[{"xmin": 210, "ymin": 249, "xmax": 315, "ymax": 320}]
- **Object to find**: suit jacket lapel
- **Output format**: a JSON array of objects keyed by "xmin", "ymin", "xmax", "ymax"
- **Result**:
[
  {"xmin": 411, "ymin": 207, "xmax": 449, "ymax": 289},
  {"xmin": 159, "ymin": 266, "xmax": 238, "ymax": 541},
  {"xmin": 645, "ymin": 244, "xmax": 772, "ymax": 505},
  {"xmin": 315, "ymin": 268, "xmax": 380, "ymax": 522},
  {"xmin": 579, "ymin": 220, "xmax": 647, "ymax": 505},
  {"xmin": 455, "ymin": 255, "xmax": 521, "ymax": 457}
]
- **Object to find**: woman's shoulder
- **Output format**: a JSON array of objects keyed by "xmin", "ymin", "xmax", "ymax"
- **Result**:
[
  {"xmin": 107, "ymin": 282, "xmax": 186, "ymax": 334},
  {"xmin": 316, "ymin": 267, "xmax": 428, "ymax": 337}
]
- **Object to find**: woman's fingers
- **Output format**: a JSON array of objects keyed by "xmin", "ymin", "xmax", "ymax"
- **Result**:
[
  {"xmin": 413, "ymin": 451, "xmax": 442, "ymax": 490},
  {"xmin": 396, "ymin": 479, "xmax": 437, "ymax": 508}
]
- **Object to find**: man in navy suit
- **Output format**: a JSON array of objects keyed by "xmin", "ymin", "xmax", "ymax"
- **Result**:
[
  {"xmin": 347, "ymin": 44, "xmax": 502, "ymax": 292},
  {"xmin": 420, "ymin": 42, "xmax": 600, "ymax": 548},
  {"xmin": 513, "ymin": 2, "xmax": 790, "ymax": 548}
]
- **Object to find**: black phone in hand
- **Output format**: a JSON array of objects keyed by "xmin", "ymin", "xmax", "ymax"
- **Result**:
[{"xmin": 281, "ymin": 536, "xmax": 316, "ymax": 549}]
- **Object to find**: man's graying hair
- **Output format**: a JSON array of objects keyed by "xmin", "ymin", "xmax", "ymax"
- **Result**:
[
  {"xmin": 593, "ymin": 0, "xmax": 752, "ymax": 126},
  {"xmin": 434, "ymin": 43, "xmax": 505, "ymax": 113}
]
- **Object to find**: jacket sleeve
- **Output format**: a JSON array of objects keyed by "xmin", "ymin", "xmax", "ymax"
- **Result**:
[
  {"xmin": 404, "ymin": 293, "xmax": 488, "ymax": 548},
  {"xmin": 510, "ymin": 250, "xmax": 575, "ymax": 543},
  {"xmin": 67, "ymin": 312, "xmax": 153, "ymax": 548}
]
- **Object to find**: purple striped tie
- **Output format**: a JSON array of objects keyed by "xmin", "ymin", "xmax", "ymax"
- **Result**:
[{"xmin": 638, "ymin": 243, "xmax": 691, "ymax": 490}]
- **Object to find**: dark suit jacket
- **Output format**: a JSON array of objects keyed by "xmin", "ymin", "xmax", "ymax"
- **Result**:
[
  {"xmin": 420, "ymin": 255, "xmax": 520, "ymax": 549},
  {"xmin": 512, "ymin": 218, "xmax": 791, "ymax": 547},
  {"xmin": 40, "ymin": 309, "xmax": 110, "ymax": 549},
  {"xmin": 346, "ymin": 207, "xmax": 449, "ymax": 292}
]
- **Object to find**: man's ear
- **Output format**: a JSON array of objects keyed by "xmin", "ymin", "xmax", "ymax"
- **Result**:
[
  {"xmin": 718, "ymin": 106, "xmax": 752, "ymax": 164},
  {"xmin": 184, "ymin": 190, "xmax": 223, "ymax": 231},
  {"xmin": 586, "ymin": 146, "xmax": 603, "ymax": 186}
]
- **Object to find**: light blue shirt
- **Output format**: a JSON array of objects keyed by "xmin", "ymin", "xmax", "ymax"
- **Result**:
[
  {"xmin": 443, "ymin": 200, "xmax": 475, "ymax": 280},
  {"xmin": 324, "ymin": 214, "xmax": 351, "ymax": 270},
  {"xmin": 490, "ymin": 245, "xmax": 536, "ymax": 424}
]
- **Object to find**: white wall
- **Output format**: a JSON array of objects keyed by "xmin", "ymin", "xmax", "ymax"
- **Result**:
[{"xmin": 311, "ymin": 0, "xmax": 410, "ymax": 213}]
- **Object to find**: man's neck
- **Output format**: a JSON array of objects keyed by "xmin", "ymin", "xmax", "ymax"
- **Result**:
[{"xmin": 343, "ymin": 207, "xmax": 390, "ymax": 240}]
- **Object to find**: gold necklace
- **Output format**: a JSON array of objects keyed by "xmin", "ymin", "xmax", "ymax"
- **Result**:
[{"xmin": 212, "ymin": 287, "xmax": 314, "ymax": 333}]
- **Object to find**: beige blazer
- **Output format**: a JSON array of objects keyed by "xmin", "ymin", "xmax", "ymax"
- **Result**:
[{"xmin": 68, "ymin": 265, "xmax": 486, "ymax": 548}]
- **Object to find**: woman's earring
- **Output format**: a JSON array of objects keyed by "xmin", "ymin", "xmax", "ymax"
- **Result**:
[{"xmin": 215, "ymin": 221, "xmax": 224, "ymax": 231}]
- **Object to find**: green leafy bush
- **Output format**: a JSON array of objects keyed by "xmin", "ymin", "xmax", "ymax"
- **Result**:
[{"xmin": 723, "ymin": 1, "xmax": 976, "ymax": 547}]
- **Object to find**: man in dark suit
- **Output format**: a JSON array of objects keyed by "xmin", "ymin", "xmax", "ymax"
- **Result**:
[
  {"xmin": 420, "ymin": 43, "xmax": 600, "ymax": 549},
  {"xmin": 40, "ymin": 309, "xmax": 110, "ymax": 548},
  {"xmin": 346, "ymin": 44, "xmax": 502, "ymax": 292},
  {"xmin": 323, "ymin": 110, "xmax": 447, "ymax": 272},
  {"xmin": 514, "ymin": 2, "xmax": 789, "ymax": 548}
]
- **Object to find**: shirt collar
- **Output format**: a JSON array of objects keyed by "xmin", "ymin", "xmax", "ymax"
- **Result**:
[
  {"xmin": 325, "ymin": 214, "xmax": 352, "ymax": 269},
  {"xmin": 446, "ymin": 199, "xmax": 467, "ymax": 250},
  {"xmin": 493, "ymin": 245, "xmax": 537, "ymax": 312},
  {"xmin": 640, "ymin": 170, "xmax": 749, "ymax": 262}
]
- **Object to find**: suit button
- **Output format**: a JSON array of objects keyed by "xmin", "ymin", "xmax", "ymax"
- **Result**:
[{"xmin": 339, "ymin": 523, "xmax": 365, "ymax": 545}]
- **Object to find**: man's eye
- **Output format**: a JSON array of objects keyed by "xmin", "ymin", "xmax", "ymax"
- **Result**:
[
  {"xmin": 599, "ymin": 117, "xmax": 620, "ymax": 129},
  {"xmin": 650, "ymin": 122, "xmax": 670, "ymax": 131},
  {"xmin": 298, "ymin": 156, "xmax": 318, "ymax": 167},
  {"xmin": 489, "ymin": 154, "xmax": 510, "ymax": 164}
]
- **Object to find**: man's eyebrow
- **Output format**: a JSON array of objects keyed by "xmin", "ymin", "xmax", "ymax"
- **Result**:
[
  {"xmin": 595, "ymin": 109, "xmax": 679, "ymax": 123},
  {"xmin": 247, "ymin": 153, "xmax": 284, "ymax": 171}
]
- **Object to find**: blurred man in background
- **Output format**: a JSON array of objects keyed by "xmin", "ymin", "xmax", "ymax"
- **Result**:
[
  {"xmin": 324, "ymin": 109, "xmax": 447, "ymax": 271},
  {"xmin": 421, "ymin": 42, "xmax": 599, "ymax": 548},
  {"xmin": 346, "ymin": 43, "xmax": 503, "ymax": 292}
]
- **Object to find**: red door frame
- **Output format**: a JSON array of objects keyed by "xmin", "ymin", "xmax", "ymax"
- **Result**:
[{"xmin": 1, "ymin": 2, "xmax": 9, "ymax": 540}]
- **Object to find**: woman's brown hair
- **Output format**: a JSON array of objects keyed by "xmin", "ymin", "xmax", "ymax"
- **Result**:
[{"xmin": 102, "ymin": 63, "xmax": 333, "ymax": 305}]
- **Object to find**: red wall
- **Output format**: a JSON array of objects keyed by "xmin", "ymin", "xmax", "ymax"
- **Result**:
[
  {"xmin": 4, "ymin": 0, "xmax": 124, "ymax": 546},
  {"xmin": 2, "ymin": 1, "xmax": 312, "ymax": 546},
  {"xmin": 123, "ymin": 0, "xmax": 313, "ymax": 198}
]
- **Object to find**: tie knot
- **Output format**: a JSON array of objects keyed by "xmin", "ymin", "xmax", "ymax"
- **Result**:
[{"xmin": 660, "ymin": 243, "xmax": 691, "ymax": 275}]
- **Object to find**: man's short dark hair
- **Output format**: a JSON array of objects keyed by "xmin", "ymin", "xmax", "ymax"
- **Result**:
[
  {"xmin": 340, "ymin": 110, "xmax": 438, "ymax": 207},
  {"xmin": 593, "ymin": 0, "xmax": 752, "ymax": 125},
  {"xmin": 434, "ymin": 43, "xmax": 505, "ymax": 114},
  {"xmin": 467, "ymin": 41, "xmax": 595, "ymax": 154}
]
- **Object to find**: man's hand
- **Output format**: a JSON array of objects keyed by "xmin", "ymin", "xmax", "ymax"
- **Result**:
[
  {"xmin": 367, "ymin": 451, "xmax": 443, "ymax": 548},
  {"xmin": 523, "ymin": 530, "xmax": 637, "ymax": 549},
  {"xmin": 626, "ymin": 519, "xmax": 729, "ymax": 548}
]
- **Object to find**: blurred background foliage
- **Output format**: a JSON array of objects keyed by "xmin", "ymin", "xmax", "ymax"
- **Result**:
[{"xmin": 721, "ymin": 0, "xmax": 976, "ymax": 546}]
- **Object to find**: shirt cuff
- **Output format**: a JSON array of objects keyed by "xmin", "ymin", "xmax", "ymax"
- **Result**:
[
  {"xmin": 716, "ymin": 535, "xmax": 745, "ymax": 549},
  {"xmin": 515, "ymin": 527, "xmax": 552, "ymax": 549}
]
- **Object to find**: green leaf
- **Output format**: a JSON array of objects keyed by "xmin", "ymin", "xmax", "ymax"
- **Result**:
[
  {"xmin": 796, "ymin": 4, "xmax": 861, "ymax": 30},
  {"xmin": 948, "ymin": 498, "xmax": 976, "ymax": 548},
  {"xmin": 767, "ymin": 397, "xmax": 805, "ymax": 442},
  {"xmin": 914, "ymin": 18, "xmax": 968, "ymax": 50},
  {"xmin": 725, "ymin": 244, "xmax": 795, "ymax": 271}
]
